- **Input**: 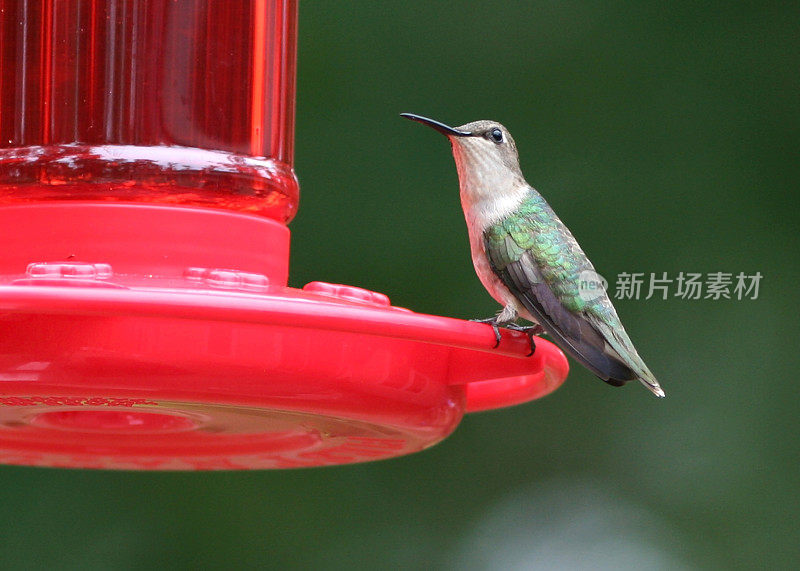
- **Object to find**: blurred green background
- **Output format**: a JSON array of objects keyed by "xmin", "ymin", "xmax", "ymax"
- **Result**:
[{"xmin": 1, "ymin": 1, "xmax": 798, "ymax": 569}]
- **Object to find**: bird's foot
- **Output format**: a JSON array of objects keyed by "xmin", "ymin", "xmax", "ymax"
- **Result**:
[
  {"xmin": 504, "ymin": 323, "xmax": 544, "ymax": 335},
  {"xmin": 470, "ymin": 318, "xmax": 543, "ymax": 356},
  {"xmin": 470, "ymin": 316, "xmax": 503, "ymax": 348}
]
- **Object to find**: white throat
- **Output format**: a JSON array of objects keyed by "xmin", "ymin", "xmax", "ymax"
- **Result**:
[
  {"xmin": 451, "ymin": 137, "xmax": 529, "ymax": 231},
  {"xmin": 454, "ymin": 157, "xmax": 528, "ymax": 231}
]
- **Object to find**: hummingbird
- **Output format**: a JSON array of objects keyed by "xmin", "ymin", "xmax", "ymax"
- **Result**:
[{"xmin": 401, "ymin": 113, "xmax": 664, "ymax": 397}]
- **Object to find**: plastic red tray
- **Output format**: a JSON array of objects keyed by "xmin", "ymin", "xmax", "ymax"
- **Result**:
[{"xmin": 0, "ymin": 204, "xmax": 568, "ymax": 469}]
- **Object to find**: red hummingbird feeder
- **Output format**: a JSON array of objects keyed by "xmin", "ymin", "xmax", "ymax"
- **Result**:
[{"xmin": 0, "ymin": 0, "xmax": 568, "ymax": 470}]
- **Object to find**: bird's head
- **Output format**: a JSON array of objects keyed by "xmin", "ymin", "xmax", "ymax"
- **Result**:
[{"xmin": 401, "ymin": 114, "xmax": 526, "ymax": 202}]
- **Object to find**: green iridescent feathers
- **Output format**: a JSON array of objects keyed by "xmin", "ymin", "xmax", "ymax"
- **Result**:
[{"xmin": 484, "ymin": 192, "xmax": 596, "ymax": 315}]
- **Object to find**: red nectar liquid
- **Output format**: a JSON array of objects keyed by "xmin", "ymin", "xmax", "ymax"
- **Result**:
[{"xmin": 0, "ymin": 0, "xmax": 298, "ymax": 222}]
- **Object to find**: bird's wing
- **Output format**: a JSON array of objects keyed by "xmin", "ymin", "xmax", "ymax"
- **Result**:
[{"xmin": 484, "ymin": 218, "xmax": 638, "ymax": 385}]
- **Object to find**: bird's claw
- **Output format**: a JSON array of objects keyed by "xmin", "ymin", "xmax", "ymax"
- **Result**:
[
  {"xmin": 470, "ymin": 317, "xmax": 503, "ymax": 348},
  {"xmin": 470, "ymin": 319, "xmax": 543, "ymax": 356},
  {"xmin": 504, "ymin": 323, "xmax": 543, "ymax": 356}
]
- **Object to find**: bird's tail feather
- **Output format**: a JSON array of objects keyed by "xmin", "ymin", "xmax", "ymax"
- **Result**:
[{"xmin": 590, "ymin": 319, "xmax": 665, "ymax": 397}]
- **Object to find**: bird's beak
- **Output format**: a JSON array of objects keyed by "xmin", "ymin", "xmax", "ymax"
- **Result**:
[{"xmin": 400, "ymin": 113, "xmax": 470, "ymax": 137}]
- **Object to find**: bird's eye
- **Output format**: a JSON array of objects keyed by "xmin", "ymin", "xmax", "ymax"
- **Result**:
[{"xmin": 489, "ymin": 128, "xmax": 503, "ymax": 143}]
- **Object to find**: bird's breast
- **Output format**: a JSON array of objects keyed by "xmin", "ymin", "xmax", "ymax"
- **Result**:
[{"xmin": 464, "ymin": 208, "xmax": 523, "ymax": 313}]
